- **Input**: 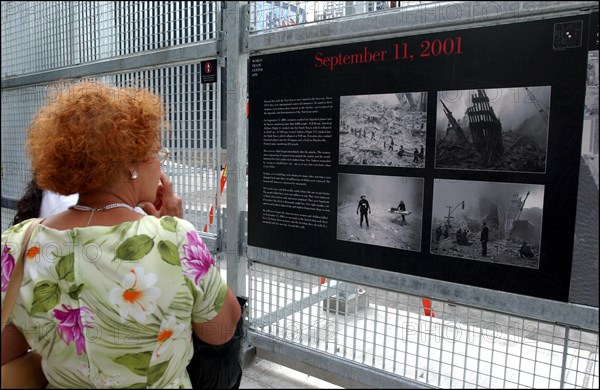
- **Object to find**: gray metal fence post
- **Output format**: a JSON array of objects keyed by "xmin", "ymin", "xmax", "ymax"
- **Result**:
[{"xmin": 224, "ymin": 1, "xmax": 248, "ymax": 297}]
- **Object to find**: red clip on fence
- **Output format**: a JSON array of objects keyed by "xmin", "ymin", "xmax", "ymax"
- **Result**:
[{"xmin": 204, "ymin": 164, "xmax": 227, "ymax": 233}]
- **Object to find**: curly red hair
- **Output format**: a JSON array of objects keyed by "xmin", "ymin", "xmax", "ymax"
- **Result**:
[{"xmin": 27, "ymin": 81, "xmax": 164, "ymax": 195}]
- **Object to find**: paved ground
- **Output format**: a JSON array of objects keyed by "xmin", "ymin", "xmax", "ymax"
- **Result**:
[{"xmin": 240, "ymin": 358, "xmax": 342, "ymax": 389}]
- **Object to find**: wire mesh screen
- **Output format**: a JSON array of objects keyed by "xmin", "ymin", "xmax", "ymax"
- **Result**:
[
  {"xmin": 248, "ymin": 262, "xmax": 600, "ymax": 388},
  {"xmin": 0, "ymin": 67, "xmax": 220, "ymax": 237},
  {"xmin": 1, "ymin": 0, "xmax": 222, "ymax": 237},
  {"xmin": 249, "ymin": 1, "xmax": 436, "ymax": 31},
  {"xmin": 1, "ymin": 1, "xmax": 218, "ymax": 78},
  {"xmin": 0, "ymin": 86, "xmax": 50, "ymax": 200},
  {"xmin": 1, "ymin": 208, "xmax": 17, "ymax": 233}
]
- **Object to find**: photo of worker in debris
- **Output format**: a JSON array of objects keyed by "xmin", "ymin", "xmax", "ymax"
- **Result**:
[
  {"xmin": 430, "ymin": 179, "xmax": 545, "ymax": 269},
  {"xmin": 336, "ymin": 173, "xmax": 424, "ymax": 251},
  {"xmin": 339, "ymin": 92, "xmax": 427, "ymax": 168},
  {"xmin": 434, "ymin": 86, "xmax": 551, "ymax": 173}
]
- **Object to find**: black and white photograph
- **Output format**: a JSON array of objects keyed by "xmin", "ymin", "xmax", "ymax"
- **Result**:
[
  {"xmin": 339, "ymin": 93, "xmax": 427, "ymax": 168},
  {"xmin": 337, "ymin": 173, "xmax": 424, "ymax": 251},
  {"xmin": 580, "ymin": 50, "xmax": 599, "ymax": 190},
  {"xmin": 584, "ymin": 50, "xmax": 599, "ymax": 117},
  {"xmin": 430, "ymin": 179, "xmax": 545, "ymax": 269},
  {"xmin": 435, "ymin": 86, "xmax": 551, "ymax": 173}
]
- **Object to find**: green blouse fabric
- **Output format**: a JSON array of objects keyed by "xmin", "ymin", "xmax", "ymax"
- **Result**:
[{"xmin": 1, "ymin": 216, "xmax": 227, "ymax": 388}]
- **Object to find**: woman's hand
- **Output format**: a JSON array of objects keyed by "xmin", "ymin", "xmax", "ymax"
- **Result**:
[{"xmin": 139, "ymin": 172, "xmax": 183, "ymax": 218}]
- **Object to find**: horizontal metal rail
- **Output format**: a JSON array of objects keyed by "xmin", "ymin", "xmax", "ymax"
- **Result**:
[
  {"xmin": 1, "ymin": 41, "xmax": 219, "ymax": 89},
  {"xmin": 246, "ymin": 244, "xmax": 599, "ymax": 332},
  {"xmin": 248, "ymin": 1, "xmax": 598, "ymax": 53}
]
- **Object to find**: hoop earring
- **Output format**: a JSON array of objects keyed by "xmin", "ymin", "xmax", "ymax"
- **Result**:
[{"xmin": 131, "ymin": 171, "xmax": 138, "ymax": 180}]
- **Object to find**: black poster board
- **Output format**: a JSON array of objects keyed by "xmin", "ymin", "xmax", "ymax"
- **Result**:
[{"xmin": 248, "ymin": 15, "xmax": 592, "ymax": 302}]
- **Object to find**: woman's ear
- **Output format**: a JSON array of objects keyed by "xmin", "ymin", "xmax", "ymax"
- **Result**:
[{"xmin": 128, "ymin": 163, "xmax": 140, "ymax": 181}]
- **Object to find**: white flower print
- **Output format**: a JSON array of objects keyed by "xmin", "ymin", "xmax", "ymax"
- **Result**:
[
  {"xmin": 92, "ymin": 373, "xmax": 122, "ymax": 388},
  {"xmin": 25, "ymin": 259, "xmax": 53, "ymax": 280},
  {"xmin": 23, "ymin": 241, "xmax": 54, "ymax": 280},
  {"xmin": 154, "ymin": 315, "xmax": 185, "ymax": 359},
  {"xmin": 108, "ymin": 266, "xmax": 161, "ymax": 323}
]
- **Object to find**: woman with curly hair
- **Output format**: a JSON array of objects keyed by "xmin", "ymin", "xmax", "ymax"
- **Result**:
[{"xmin": 1, "ymin": 81, "xmax": 240, "ymax": 388}]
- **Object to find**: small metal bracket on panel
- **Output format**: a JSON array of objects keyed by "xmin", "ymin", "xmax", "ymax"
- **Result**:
[
  {"xmin": 322, "ymin": 285, "xmax": 368, "ymax": 315},
  {"xmin": 215, "ymin": 229, "xmax": 223, "ymax": 253},
  {"xmin": 216, "ymin": 31, "xmax": 224, "ymax": 58},
  {"xmin": 556, "ymin": 322, "xmax": 580, "ymax": 329}
]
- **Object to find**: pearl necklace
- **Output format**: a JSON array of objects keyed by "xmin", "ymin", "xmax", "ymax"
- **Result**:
[{"xmin": 69, "ymin": 203, "xmax": 143, "ymax": 226}]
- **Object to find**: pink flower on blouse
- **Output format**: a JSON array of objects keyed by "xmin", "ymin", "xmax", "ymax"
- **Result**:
[
  {"xmin": 1, "ymin": 244, "xmax": 15, "ymax": 292},
  {"xmin": 53, "ymin": 304, "xmax": 94, "ymax": 355},
  {"xmin": 181, "ymin": 231, "xmax": 214, "ymax": 284}
]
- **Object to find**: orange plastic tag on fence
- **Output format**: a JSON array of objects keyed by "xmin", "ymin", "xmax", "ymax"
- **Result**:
[
  {"xmin": 422, "ymin": 298, "xmax": 436, "ymax": 317},
  {"xmin": 220, "ymin": 165, "xmax": 227, "ymax": 194}
]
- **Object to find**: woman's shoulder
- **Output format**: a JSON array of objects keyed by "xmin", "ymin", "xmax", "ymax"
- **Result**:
[
  {"xmin": 156, "ymin": 216, "xmax": 195, "ymax": 231},
  {"xmin": 2, "ymin": 218, "xmax": 43, "ymax": 239},
  {"xmin": 1, "ymin": 219, "xmax": 44, "ymax": 273},
  {"xmin": 138, "ymin": 215, "xmax": 198, "ymax": 236}
]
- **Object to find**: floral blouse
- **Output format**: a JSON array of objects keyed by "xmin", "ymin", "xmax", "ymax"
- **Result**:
[{"xmin": 1, "ymin": 216, "xmax": 227, "ymax": 388}]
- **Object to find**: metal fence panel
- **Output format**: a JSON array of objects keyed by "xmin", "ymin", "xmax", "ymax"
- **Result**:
[
  {"xmin": 1, "ymin": 1, "xmax": 218, "ymax": 78},
  {"xmin": 248, "ymin": 260, "xmax": 599, "ymax": 388},
  {"xmin": 1, "ymin": 1, "xmax": 222, "ymax": 245}
]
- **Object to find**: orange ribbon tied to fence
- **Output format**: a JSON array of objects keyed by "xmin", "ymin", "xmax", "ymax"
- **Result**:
[{"xmin": 204, "ymin": 164, "xmax": 227, "ymax": 233}]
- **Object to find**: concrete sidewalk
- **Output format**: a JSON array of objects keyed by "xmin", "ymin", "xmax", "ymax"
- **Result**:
[{"xmin": 240, "ymin": 358, "xmax": 342, "ymax": 389}]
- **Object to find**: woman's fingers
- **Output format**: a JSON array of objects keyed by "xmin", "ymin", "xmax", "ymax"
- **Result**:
[
  {"xmin": 138, "ymin": 201, "xmax": 159, "ymax": 217},
  {"xmin": 158, "ymin": 172, "xmax": 183, "ymax": 218}
]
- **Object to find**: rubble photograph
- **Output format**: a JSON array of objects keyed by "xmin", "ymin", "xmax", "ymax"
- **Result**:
[
  {"xmin": 336, "ymin": 173, "xmax": 424, "ymax": 251},
  {"xmin": 339, "ymin": 92, "xmax": 427, "ymax": 168},
  {"xmin": 434, "ymin": 86, "xmax": 551, "ymax": 173},
  {"xmin": 430, "ymin": 179, "xmax": 545, "ymax": 269}
]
